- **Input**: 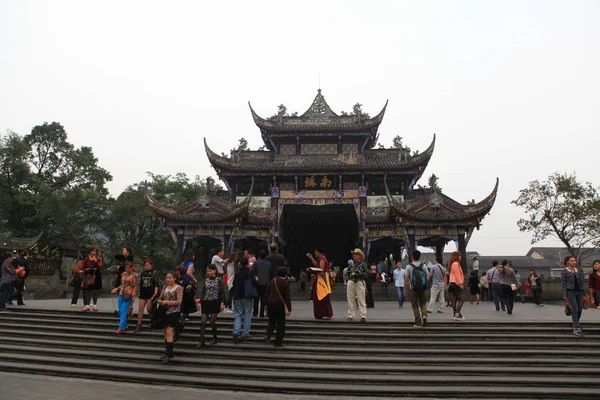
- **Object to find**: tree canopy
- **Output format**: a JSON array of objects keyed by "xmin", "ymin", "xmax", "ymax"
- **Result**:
[{"xmin": 512, "ymin": 172, "xmax": 600, "ymax": 264}]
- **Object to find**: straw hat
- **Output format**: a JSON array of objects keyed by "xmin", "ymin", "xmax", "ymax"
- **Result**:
[{"xmin": 351, "ymin": 248, "xmax": 365, "ymax": 259}]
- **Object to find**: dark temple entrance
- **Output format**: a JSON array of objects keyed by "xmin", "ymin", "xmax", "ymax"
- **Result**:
[{"xmin": 280, "ymin": 204, "xmax": 359, "ymax": 278}]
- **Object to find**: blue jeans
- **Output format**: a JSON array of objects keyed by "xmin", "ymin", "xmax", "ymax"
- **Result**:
[
  {"xmin": 491, "ymin": 283, "xmax": 505, "ymax": 310},
  {"xmin": 0, "ymin": 282, "xmax": 12, "ymax": 310},
  {"xmin": 396, "ymin": 286, "xmax": 404, "ymax": 306},
  {"xmin": 117, "ymin": 295, "xmax": 132, "ymax": 330},
  {"xmin": 566, "ymin": 291, "xmax": 583, "ymax": 329},
  {"xmin": 233, "ymin": 298, "xmax": 253, "ymax": 337}
]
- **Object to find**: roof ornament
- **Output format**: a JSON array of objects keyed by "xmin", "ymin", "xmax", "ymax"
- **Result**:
[
  {"xmin": 277, "ymin": 104, "xmax": 286, "ymax": 125},
  {"xmin": 302, "ymin": 89, "xmax": 337, "ymax": 120},
  {"xmin": 196, "ymin": 196, "xmax": 211, "ymax": 209},
  {"xmin": 428, "ymin": 174, "xmax": 444, "ymax": 209}
]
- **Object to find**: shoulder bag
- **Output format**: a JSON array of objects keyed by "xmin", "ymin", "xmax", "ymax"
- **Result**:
[{"xmin": 274, "ymin": 278, "xmax": 291, "ymax": 316}]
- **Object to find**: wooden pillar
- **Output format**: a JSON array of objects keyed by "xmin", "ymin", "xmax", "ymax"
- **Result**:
[
  {"xmin": 435, "ymin": 243, "xmax": 445, "ymax": 263},
  {"xmin": 175, "ymin": 230, "xmax": 185, "ymax": 263},
  {"xmin": 223, "ymin": 234, "xmax": 230, "ymax": 257},
  {"xmin": 457, "ymin": 230, "xmax": 467, "ymax": 275},
  {"xmin": 408, "ymin": 234, "xmax": 416, "ymax": 255}
]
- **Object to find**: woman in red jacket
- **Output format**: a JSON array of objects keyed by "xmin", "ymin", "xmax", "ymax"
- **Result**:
[{"xmin": 81, "ymin": 246, "xmax": 103, "ymax": 312}]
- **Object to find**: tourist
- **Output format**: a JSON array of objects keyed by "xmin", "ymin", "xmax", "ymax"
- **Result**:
[
  {"xmin": 175, "ymin": 265, "xmax": 196, "ymax": 323},
  {"xmin": 447, "ymin": 252, "xmax": 465, "ymax": 320},
  {"xmin": 252, "ymin": 250, "xmax": 272, "ymax": 318},
  {"xmin": 211, "ymin": 248, "xmax": 229, "ymax": 278},
  {"xmin": 81, "ymin": 246, "xmax": 103, "ymax": 312},
  {"xmin": 588, "ymin": 260, "xmax": 600, "ymax": 308},
  {"xmin": 113, "ymin": 247, "xmax": 133, "ymax": 289},
  {"xmin": 111, "ymin": 261, "xmax": 138, "ymax": 334},
  {"xmin": 499, "ymin": 260, "xmax": 519, "ymax": 315},
  {"xmin": 528, "ymin": 268, "xmax": 543, "ymax": 307},
  {"xmin": 9, "ymin": 250, "xmax": 29, "ymax": 306},
  {"xmin": 70, "ymin": 256, "xmax": 85, "ymax": 306},
  {"xmin": 196, "ymin": 264, "xmax": 226, "ymax": 347},
  {"xmin": 244, "ymin": 249, "xmax": 257, "ymax": 266},
  {"xmin": 1, "ymin": 252, "xmax": 24, "ymax": 312},
  {"xmin": 468, "ymin": 270, "xmax": 480, "ymax": 305},
  {"xmin": 365, "ymin": 264, "xmax": 376, "ymax": 308},
  {"xmin": 266, "ymin": 244, "xmax": 285, "ymax": 278},
  {"xmin": 472, "ymin": 257, "xmax": 479, "ymax": 274},
  {"xmin": 307, "ymin": 247, "xmax": 333, "ymax": 319},
  {"xmin": 479, "ymin": 271, "xmax": 490, "ymax": 302},
  {"xmin": 393, "ymin": 261, "xmax": 406, "ymax": 308},
  {"xmin": 134, "ymin": 257, "xmax": 160, "ymax": 333},
  {"xmin": 299, "ymin": 270, "xmax": 307, "ymax": 294},
  {"xmin": 404, "ymin": 250, "xmax": 429, "ymax": 328},
  {"xmin": 265, "ymin": 266, "xmax": 292, "ymax": 347},
  {"xmin": 233, "ymin": 257, "xmax": 257, "ymax": 342},
  {"xmin": 514, "ymin": 267, "xmax": 525, "ymax": 304},
  {"xmin": 345, "ymin": 248, "xmax": 367, "ymax": 322},
  {"xmin": 561, "ymin": 256, "xmax": 585, "ymax": 336},
  {"xmin": 157, "ymin": 272, "xmax": 183, "ymax": 363},
  {"xmin": 224, "ymin": 252, "xmax": 241, "ymax": 313},
  {"xmin": 181, "ymin": 251, "xmax": 197, "ymax": 284},
  {"xmin": 343, "ymin": 259, "xmax": 351, "ymax": 287},
  {"xmin": 486, "ymin": 261, "xmax": 505, "ymax": 311},
  {"xmin": 380, "ymin": 270, "xmax": 389, "ymax": 296},
  {"xmin": 427, "ymin": 257, "xmax": 446, "ymax": 314}
]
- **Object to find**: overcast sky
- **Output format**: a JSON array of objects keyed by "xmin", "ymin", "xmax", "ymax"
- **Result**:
[{"xmin": 1, "ymin": 1, "xmax": 598, "ymax": 257}]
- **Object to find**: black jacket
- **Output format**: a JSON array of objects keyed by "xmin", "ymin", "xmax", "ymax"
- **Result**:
[{"xmin": 232, "ymin": 266, "xmax": 257, "ymax": 300}]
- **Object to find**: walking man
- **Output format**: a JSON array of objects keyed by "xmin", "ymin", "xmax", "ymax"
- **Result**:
[
  {"xmin": 486, "ymin": 261, "xmax": 505, "ymax": 311},
  {"xmin": 427, "ymin": 256, "xmax": 446, "ymax": 314},
  {"xmin": 211, "ymin": 248, "xmax": 229, "ymax": 278},
  {"xmin": 346, "ymin": 248, "xmax": 368, "ymax": 322},
  {"xmin": 404, "ymin": 251, "xmax": 430, "ymax": 328},
  {"xmin": 393, "ymin": 262, "xmax": 406, "ymax": 308},
  {"xmin": 252, "ymin": 250, "xmax": 272, "ymax": 318}
]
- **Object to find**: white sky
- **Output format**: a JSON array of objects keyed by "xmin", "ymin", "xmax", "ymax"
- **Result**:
[{"xmin": 1, "ymin": 0, "xmax": 598, "ymax": 256}]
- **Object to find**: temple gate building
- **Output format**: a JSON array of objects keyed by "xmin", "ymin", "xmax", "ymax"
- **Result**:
[{"xmin": 148, "ymin": 90, "xmax": 498, "ymax": 276}]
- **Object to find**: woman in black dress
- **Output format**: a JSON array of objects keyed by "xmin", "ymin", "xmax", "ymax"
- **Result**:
[
  {"xmin": 196, "ymin": 265, "xmax": 226, "ymax": 348},
  {"xmin": 468, "ymin": 270, "xmax": 481, "ymax": 305},
  {"xmin": 157, "ymin": 272, "xmax": 183, "ymax": 364}
]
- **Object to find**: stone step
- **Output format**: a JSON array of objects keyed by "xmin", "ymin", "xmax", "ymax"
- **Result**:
[
  {"xmin": 0, "ymin": 360, "xmax": 597, "ymax": 399},
  {"xmin": 7, "ymin": 335, "xmax": 596, "ymax": 367},
  {"xmin": 6, "ymin": 316, "xmax": 596, "ymax": 340}
]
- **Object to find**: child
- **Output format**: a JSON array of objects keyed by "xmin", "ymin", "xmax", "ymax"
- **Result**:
[{"xmin": 197, "ymin": 265, "xmax": 226, "ymax": 347}]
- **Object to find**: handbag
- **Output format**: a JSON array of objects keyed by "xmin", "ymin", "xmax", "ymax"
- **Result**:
[
  {"xmin": 121, "ymin": 293, "xmax": 132, "ymax": 301},
  {"xmin": 273, "ymin": 278, "xmax": 291, "ymax": 317},
  {"xmin": 583, "ymin": 294, "xmax": 590, "ymax": 310}
]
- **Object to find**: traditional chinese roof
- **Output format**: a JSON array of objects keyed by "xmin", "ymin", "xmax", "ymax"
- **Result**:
[
  {"xmin": 385, "ymin": 176, "xmax": 499, "ymax": 225},
  {"xmin": 147, "ymin": 182, "xmax": 254, "ymax": 223},
  {"xmin": 247, "ymin": 207, "xmax": 277, "ymax": 226},
  {"xmin": 0, "ymin": 232, "xmax": 43, "ymax": 251},
  {"xmin": 249, "ymin": 90, "xmax": 387, "ymax": 149},
  {"xmin": 204, "ymin": 134, "xmax": 435, "ymax": 175},
  {"xmin": 361, "ymin": 207, "xmax": 393, "ymax": 224}
]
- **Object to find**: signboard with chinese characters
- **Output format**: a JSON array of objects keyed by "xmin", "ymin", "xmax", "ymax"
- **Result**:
[
  {"xmin": 299, "ymin": 175, "xmax": 337, "ymax": 190},
  {"xmin": 29, "ymin": 247, "xmax": 63, "ymax": 276}
]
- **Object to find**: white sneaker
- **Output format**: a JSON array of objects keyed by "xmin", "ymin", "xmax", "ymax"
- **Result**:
[{"xmin": 224, "ymin": 309, "xmax": 233, "ymax": 314}]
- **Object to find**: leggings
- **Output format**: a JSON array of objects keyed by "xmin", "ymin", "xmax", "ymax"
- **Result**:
[
  {"xmin": 82, "ymin": 289, "xmax": 99, "ymax": 306},
  {"xmin": 450, "ymin": 284, "xmax": 464, "ymax": 314}
]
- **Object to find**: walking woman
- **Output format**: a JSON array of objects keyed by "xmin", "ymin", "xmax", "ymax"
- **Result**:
[
  {"xmin": 265, "ymin": 267, "xmax": 292, "ymax": 347},
  {"xmin": 1, "ymin": 252, "xmax": 24, "ymax": 312},
  {"xmin": 528, "ymin": 268, "xmax": 543, "ymax": 307},
  {"xmin": 134, "ymin": 258, "xmax": 160, "ymax": 333},
  {"xmin": 447, "ymin": 252, "xmax": 465, "ymax": 321},
  {"xmin": 70, "ymin": 256, "xmax": 85, "ymax": 306},
  {"xmin": 181, "ymin": 251, "xmax": 197, "ymax": 284},
  {"xmin": 232, "ymin": 257, "xmax": 257, "ymax": 342},
  {"xmin": 588, "ymin": 260, "xmax": 600, "ymax": 309},
  {"xmin": 157, "ymin": 272, "xmax": 183, "ymax": 363},
  {"xmin": 81, "ymin": 246, "xmax": 103, "ymax": 312},
  {"xmin": 499, "ymin": 260, "xmax": 519, "ymax": 315},
  {"xmin": 224, "ymin": 252, "xmax": 241, "ymax": 313},
  {"xmin": 479, "ymin": 272, "xmax": 490, "ymax": 302},
  {"xmin": 111, "ymin": 261, "xmax": 139, "ymax": 334},
  {"xmin": 561, "ymin": 256, "xmax": 585, "ymax": 336},
  {"xmin": 306, "ymin": 247, "xmax": 333, "ymax": 319},
  {"xmin": 197, "ymin": 264, "xmax": 226, "ymax": 348},
  {"xmin": 175, "ymin": 265, "xmax": 196, "ymax": 322},
  {"xmin": 468, "ymin": 270, "xmax": 481, "ymax": 305}
]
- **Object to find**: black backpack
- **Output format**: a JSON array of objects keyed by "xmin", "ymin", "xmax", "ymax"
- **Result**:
[{"xmin": 410, "ymin": 263, "xmax": 428, "ymax": 292}]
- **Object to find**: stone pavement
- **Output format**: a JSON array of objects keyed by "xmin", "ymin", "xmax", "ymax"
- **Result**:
[
  {"xmin": 0, "ymin": 372, "xmax": 498, "ymax": 400},
  {"xmin": 15, "ymin": 297, "xmax": 592, "ymax": 323}
]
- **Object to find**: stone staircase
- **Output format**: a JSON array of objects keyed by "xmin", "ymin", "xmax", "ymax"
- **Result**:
[{"xmin": 0, "ymin": 309, "xmax": 598, "ymax": 398}]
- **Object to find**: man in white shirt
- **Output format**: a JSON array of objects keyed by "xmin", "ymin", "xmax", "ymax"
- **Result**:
[
  {"xmin": 393, "ymin": 262, "xmax": 406, "ymax": 308},
  {"xmin": 472, "ymin": 257, "xmax": 479, "ymax": 273},
  {"xmin": 427, "ymin": 257, "xmax": 446, "ymax": 314},
  {"xmin": 211, "ymin": 249, "xmax": 228, "ymax": 277}
]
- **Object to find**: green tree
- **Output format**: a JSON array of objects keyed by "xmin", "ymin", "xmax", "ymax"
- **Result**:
[
  {"xmin": 512, "ymin": 172, "xmax": 600, "ymax": 264},
  {"xmin": 0, "ymin": 131, "xmax": 32, "ymax": 234}
]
